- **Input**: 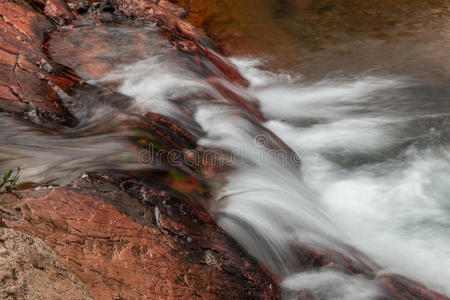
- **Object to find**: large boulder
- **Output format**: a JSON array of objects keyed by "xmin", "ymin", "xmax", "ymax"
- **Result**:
[{"xmin": 0, "ymin": 176, "xmax": 279, "ymax": 299}]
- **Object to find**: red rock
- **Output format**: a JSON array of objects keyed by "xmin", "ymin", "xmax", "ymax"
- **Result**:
[
  {"xmin": 112, "ymin": 0, "xmax": 210, "ymax": 45},
  {"xmin": 47, "ymin": 22, "xmax": 166, "ymax": 80},
  {"xmin": 379, "ymin": 274, "xmax": 449, "ymax": 300},
  {"xmin": 0, "ymin": 181, "xmax": 279, "ymax": 299},
  {"xmin": 27, "ymin": 0, "xmax": 74, "ymax": 25},
  {"xmin": 48, "ymin": 26, "xmax": 119, "ymax": 79},
  {"xmin": 0, "ymin": 2, "xmax": 79, "ymax": 125}
]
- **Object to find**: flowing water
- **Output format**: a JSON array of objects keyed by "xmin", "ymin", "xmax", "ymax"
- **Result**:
[
  {"xmin": 173, "ymin": 1, "xmax": 450, "ymax": 296},
  {"xmin": 1, "ymin": 1, "xmax": 449, "ymax": 298},
  {"xmin": 233, "ymin": 59, "xmax": 450, "ymax": 296}
]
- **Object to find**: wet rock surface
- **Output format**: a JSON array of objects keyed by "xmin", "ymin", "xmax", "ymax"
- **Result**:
[
  {"xmin": 28, "ymin": 0, "xmax": 74, "ymax": 24},
  {"xmin": 0, "ymin": 2, "xmax": 79, "ymax": 125},
  {"xmin": 379, "ymin": 274, "xmax": 449, "ymax": 300}
]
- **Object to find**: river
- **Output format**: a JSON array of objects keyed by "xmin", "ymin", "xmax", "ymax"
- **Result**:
[{"xmin": 0, "ymin": 1, "xmax": 449, "ymax": 298}]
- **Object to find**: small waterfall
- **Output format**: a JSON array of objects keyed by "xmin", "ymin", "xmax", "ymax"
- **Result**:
[{"xmin": 1, "ymin": 22, "xmax": 449, "ymax": 298}]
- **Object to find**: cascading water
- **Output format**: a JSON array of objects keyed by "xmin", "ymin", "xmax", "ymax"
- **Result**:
[
  {"xmin": 1, "ymin": 21, "xmax": 448, "ymax": 299},
  {"xmin": 225, "ymin": 59, "xmax": 450, "ymax": 297},
  {"xmin": 96, "ymin": 43, "xmax": 450, "ymax": 296}
]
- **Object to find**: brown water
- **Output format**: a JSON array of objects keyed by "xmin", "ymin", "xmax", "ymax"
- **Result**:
[{"xmin": 176, "ymin": 0, "xmax": 450, "ymax": 81}]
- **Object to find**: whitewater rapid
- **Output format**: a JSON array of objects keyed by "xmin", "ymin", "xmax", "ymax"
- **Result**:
[
  {"xmin": 95, "ymin": 44, "xmax": 450, "ymax": 296},
  {"xmin": 232, "ymin": 59, "xmax": 450, "ymax": 296},
  {"xmin": 102, "ymin": 49, "xmax": 449, "ymax": 297}
]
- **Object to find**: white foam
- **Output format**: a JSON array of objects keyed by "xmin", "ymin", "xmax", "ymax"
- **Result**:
[
  {"xmin": 232, "ymin": 58, "xmax": 450, "ymax": 295},
  {"xmin": 100, "ymin": 55, "xmax": 212, "ymax": 116},
  {"xmin": 282, "ymin": 271, "xmax": 382, "ymax": 300}
]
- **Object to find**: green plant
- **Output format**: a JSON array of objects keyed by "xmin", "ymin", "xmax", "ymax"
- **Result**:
[{"xmin": 0, "ymin": 167, "xmax": 20, "ymax": 194}]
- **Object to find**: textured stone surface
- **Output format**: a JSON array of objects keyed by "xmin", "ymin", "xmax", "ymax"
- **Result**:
[
  {"xmin": 0, "ymin": 228, "xmax": 94, "ymax": 300},
  {"xmin": 0, "ymin": 2, "xmax": 79, "ymax": 125},
  {"xmin": 25, "ymin": 0, "xmax": 74, "ymax": 25},
  {"xmin": 0, "ymin": 181, "xmax": 279, "ymax": 299}
]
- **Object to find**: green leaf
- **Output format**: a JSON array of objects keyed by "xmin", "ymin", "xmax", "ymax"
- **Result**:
[
  {"xmin": 3, "ymin": 169, "xmax": 12, "ymax": 182},
  {"xmin": 1, "ymin": 167, "xmax": 20, "ymax": 193}
]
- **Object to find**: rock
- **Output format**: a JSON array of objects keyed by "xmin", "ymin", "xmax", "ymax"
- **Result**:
[
  {"xmin": 44, "ymin": 0, "xmax": 73, "ymax": 25},
  {"xmin": 0, "ymin": 181, "xmax": 279, "ymax": 299},
  {"xmin": 0, "ymin": 228, "xmax": 95, "ymax": 300},
  {"xmin": 67, "ymin": 0, "xmax": 91, "ymax": 14},
  {"xmin": 107, "ymin": 0, "xmax": 246, "ymax": 81},
  {"xmin": 379, "ymin": 274, "xmax": 449, "ymax": 300},
  {"xmin": 27, "ymin": 0, "xmax": 74, "ymax": 25},
  {"xmin": 0, "ymin": 2, "xmax": 80, "ymax": 125},
  {"xmin": 47, "ymin": 22, "xmax": 165, "ymax": 80}
]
